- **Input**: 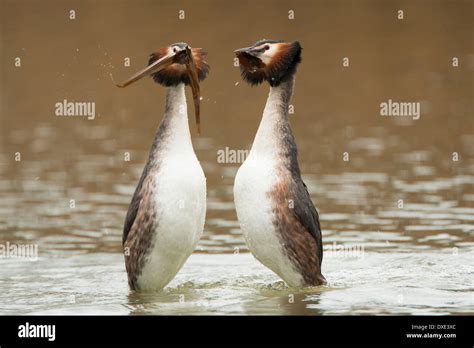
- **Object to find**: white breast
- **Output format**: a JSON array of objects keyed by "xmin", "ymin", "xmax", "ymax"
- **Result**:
[
  {"xmin": 137, "ymin": 152, "xmax": 206, "ymax": 291},
  {"xmin": 234, "ymin": 153, "xmax": 303, "ymax": 287}
]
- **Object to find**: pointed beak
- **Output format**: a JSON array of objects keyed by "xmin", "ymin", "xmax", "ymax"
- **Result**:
[
  {"xmin": 116, "ymin": 45, "xmax": 202, "ymax": 135},
  {"xmin": 234, "ymin": 46, "xmax": 260, "ymax": 57},
  {"xmin": 116, "ymin": 48, "xmax": 185, "ymax": 88}
]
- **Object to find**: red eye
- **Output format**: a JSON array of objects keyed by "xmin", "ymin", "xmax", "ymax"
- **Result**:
[
  {"xmin": 173, "ymin": 47, "xmax": 177, "ymax": 53},
  {"xmin": 264, "ymin": 45, "xmax": 270, "ymax": 50}
]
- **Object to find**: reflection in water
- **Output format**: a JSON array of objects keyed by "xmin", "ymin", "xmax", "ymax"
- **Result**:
[{"xmin": 0, "ymin": 0, "xmax": 473, "ymax": 315}]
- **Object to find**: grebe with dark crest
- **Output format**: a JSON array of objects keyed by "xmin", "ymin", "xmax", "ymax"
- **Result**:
[
  {"xmin": 233, "ymin": 39, "xmax": 326, "ymax": 287},
  {"xmin": 116, "ymin": 43, "xmax": 209, "ymax": 291}
]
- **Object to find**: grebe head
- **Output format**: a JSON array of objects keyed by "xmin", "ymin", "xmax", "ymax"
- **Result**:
[
  {"xmin": 148, "ymin": 43, "xmax": 209, "ymax": 86},
  {"xmin": 234, "ymin": 39, "xmax": 301, "ymax": 87},
  {"xmin": 116, "ymin": 42, "xmax": 210, "ymax": 134}
]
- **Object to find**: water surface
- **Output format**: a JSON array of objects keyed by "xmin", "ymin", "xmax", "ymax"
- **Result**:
[{"xmin": 0, "ymin": 0, "xmax": 473, "ymax": 315}]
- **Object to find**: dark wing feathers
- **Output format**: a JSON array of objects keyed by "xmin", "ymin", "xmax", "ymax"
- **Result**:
[
  {"xmin": 122, "ymin": 173, "xmax": 159, "ymax": 289},
  {"xmin": 122, "ymin": 166, "xmax": 150, "ymax": 245},
  {"xmin": 292, "ymin": 179, "xmax": 323, "ymax": 265}
]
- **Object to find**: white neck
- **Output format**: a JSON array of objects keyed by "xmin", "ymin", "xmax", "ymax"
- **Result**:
[
  {"xmin": 146, "ymin": 83, "xmax": 195, "ymax": 167},
  {"xmin": 251, "ymin": 78, "xmax": 294, "ymax": 157},
  {"xmin": 160, "ymin": 84, "xmax": 194, "ymax": 154}
]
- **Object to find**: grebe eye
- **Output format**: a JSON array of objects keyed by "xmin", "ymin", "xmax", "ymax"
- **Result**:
[
  {"xmin": 264, "ymin": 45, "xmax": 270, "ymax": 50},
  {"xmin": 173, "ymin": 47, "xmax": 177, "ymax": 53}
]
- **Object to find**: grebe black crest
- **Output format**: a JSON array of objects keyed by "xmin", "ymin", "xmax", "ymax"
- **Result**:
[
  {"xmin": 235, "ymin": 39, "xmax": 302, "ymax": 87},
  {"xmin": 149, "ymin": 43, "xmax": 210, "ymax": 87}
]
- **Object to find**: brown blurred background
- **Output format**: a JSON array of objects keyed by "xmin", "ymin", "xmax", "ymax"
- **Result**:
[
  {"xmin": 0, "ymin": 0, "xmax": 472, "ymax": 254},
  {"xmin": 1, "ymin": 0, "xmax": 472, "ymax": 145}
]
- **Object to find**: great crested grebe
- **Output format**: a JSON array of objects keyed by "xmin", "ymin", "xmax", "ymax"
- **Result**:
[
  {"xmin": 117, "ymin": 43, "xmax": 209, "ymax": 291},
  {"xmin": 233, "ymin": 39, "xmax": 326, "ymax": 287}
]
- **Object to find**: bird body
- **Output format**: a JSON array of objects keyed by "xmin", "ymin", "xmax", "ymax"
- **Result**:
[
  {"xmin": 235, "ymin": 80, "xmax": 305, "ymax": 286},
  {"xmin": 234, "ymin": 40, "xmax": 325, "ymax": 287},
  {"xmin": 118, "ymin": 43, "xmax": 209, "ymax": 291},
  {"xmin": 124, "ymin": 85, "xmax": 206, "ymax": 291}
]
